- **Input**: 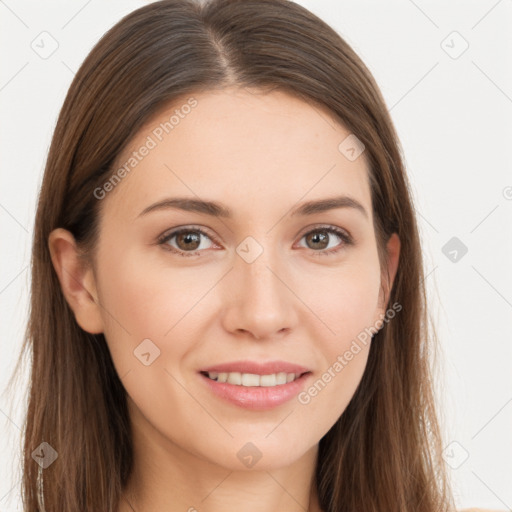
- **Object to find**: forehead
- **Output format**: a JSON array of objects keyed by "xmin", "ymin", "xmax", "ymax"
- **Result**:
[{"xmin": 104, "ymin": 87, "xmax": 372, "ymax": 223}]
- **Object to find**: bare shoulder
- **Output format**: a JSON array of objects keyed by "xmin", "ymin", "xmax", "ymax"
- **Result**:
[{"xmin": 459, "ymin": 508, "xmax": 508, "ymax": 512}]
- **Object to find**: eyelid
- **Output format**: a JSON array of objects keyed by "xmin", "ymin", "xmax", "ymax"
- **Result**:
[
  {"xmin": 157, "ymin": 224, "xmax": 221, "ymax": 248},
  {"xmin": 297, "ymin": 223, "xmax": 352, "ymax": 240}
]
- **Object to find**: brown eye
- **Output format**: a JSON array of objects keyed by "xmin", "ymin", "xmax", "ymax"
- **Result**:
[
  {"xmin": 298, "ymin": 226, "xmax": 353, "ymax": 256},
  {"xmin": 175, "ymin": 231, "xmax": 202, "ymax": 251},
  {"xmin": 304, "ymin": 230, "xmax": 330, "ymax": 250},
  {"xmin": 158, "ymin": 227, "xmax": 216, "ymax": 257}
]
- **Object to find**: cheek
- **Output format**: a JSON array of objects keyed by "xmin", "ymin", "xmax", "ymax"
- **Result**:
[
  {"xmin": 95, "ymin": 248, "xmax": 207, "ymax": 435},
  {"xmin": 295, "ymin": 269, "xmax": 378, "ymax": 424},
  {"xmin": 97, "ymin": 244, "xmax": 206, "ymax": 338},
  {"xmin": 296, "ymin": 253, "xmax": 381, "ymax": 345},
  {"xmin": 291, "ymin": 255, "xmax": 380, "ymax": 422},
  {"xmin": 94, "ymin": 244, "xmax": 200, "ymax": 381}
]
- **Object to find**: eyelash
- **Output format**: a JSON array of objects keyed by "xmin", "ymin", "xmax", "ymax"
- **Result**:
[{"xmin": 157, "ymin": 225, "xmax": 354, "ymax": 258}]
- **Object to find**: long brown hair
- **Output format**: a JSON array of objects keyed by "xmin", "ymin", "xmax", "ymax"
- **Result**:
[{"xmin": 6, "ymin": 0, "xmax": 455, "ymax": 510}]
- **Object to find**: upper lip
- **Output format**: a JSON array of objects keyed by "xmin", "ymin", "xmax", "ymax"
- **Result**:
[{"xmin": 200, "ymin": 360, "xmax": 311, "ymax": 376}]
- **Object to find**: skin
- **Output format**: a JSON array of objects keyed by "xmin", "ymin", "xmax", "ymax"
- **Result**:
[{"xmin": 49, "ymin": 87, "xmax": 400, "ymax": 512}]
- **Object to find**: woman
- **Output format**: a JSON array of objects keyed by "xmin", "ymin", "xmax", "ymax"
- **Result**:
[{"xmin": 7, "ymin": 0, "xmax": 494, "ymax": 510}]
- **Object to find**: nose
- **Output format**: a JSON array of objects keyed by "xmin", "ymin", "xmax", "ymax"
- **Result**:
[{"xmin": 221, "ymin": 244, "xmax": 299, "ymax": 341}]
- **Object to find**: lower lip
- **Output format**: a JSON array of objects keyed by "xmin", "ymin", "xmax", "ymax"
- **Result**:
[{"xmin": 199, "ymin": 372, "xmax": 312, "ymax": 411}]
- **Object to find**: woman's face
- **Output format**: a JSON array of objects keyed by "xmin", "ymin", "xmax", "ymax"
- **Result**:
[{"xmin": 71, "ymin": 88, "xmax": 399, "ymax": 471}]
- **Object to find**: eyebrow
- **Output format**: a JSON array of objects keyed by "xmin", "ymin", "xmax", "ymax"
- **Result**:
[{"xmin": 137, "ymin": 195, "xmax": 369, "ymax": 220}]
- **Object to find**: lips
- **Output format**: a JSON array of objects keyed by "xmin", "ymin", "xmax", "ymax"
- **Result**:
[
  {"xmin": 197, "ymin": 360, "xmax": 313, "ymax": 410},
  {"xmin": 199, "ymin": 368, "xmax": 313, "ymax": 410}
]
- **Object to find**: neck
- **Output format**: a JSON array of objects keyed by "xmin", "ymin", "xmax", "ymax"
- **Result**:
[{"xmin": 122, "ymin": 470, "xmax": 322, "ymax": 512}]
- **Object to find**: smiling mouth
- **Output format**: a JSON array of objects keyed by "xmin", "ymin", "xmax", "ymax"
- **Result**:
[{"xmin": 200, "ymin": 370, "xmax": 310, "ymax": 387}]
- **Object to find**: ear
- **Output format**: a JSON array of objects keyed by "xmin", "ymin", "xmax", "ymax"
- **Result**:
[
  {"xmin": 377, "ymin": 232, "xmax": 401, "ymax": 317},
  {"xmin": 48, "ymin": 228, "xmax": 104, "ymax": 334}
]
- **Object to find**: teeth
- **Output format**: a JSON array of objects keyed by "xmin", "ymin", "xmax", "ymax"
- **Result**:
[
  {"xmin": 227, "ymin": 372, "xmax": 242, "ymax": 385},
  {"xmin": 206, "ymin": 371, "xmax": 300, "ymax": 387}
]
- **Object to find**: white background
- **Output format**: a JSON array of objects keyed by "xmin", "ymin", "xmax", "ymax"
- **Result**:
[{"xmin": 1, "ymin": 0, "xmax": 511, "ymax": 510}]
